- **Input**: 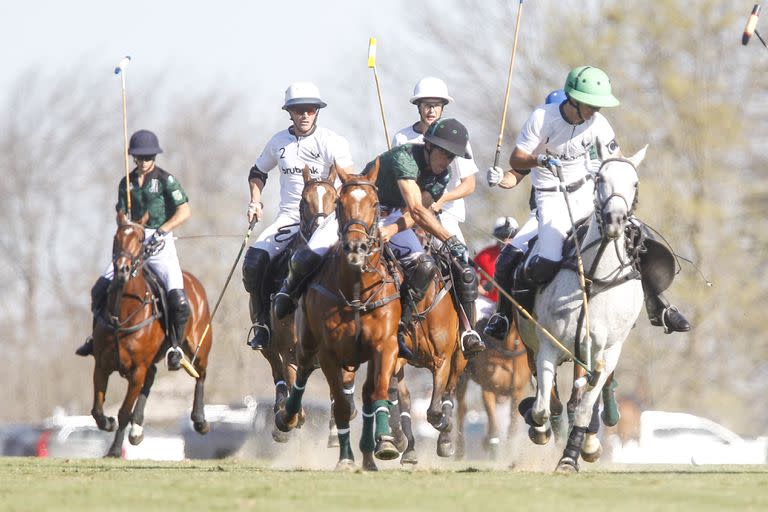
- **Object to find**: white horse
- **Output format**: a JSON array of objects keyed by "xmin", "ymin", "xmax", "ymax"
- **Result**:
[{"xmin": 517, "ymin": 145, "xmax": 648, "ymax": 473}]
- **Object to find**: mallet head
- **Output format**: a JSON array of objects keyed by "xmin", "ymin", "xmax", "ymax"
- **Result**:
[
  {"xmin": 114, "ymin": 56, "xmax": 131, "ymax": 75},
  {"xmin": 743, "ymin": 4, "xmax": 761, "ymax": 46}
]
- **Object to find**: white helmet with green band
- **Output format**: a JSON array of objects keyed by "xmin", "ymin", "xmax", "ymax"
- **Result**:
[{"xmin": 564, "ymin": 66, "xmax": 620, "ymax": 108}]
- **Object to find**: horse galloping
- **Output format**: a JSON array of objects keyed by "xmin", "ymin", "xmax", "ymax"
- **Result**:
[
  {"xmin": 91, "ymin": 212, "xmax": 212, "ymax": 457},
  {"xmin": 517, "ymin": 146, "xmax": 647, "ymax": 472},
  {"xmin": 275, "ymin": 162, "xmax": 402, "ymax": 470}
]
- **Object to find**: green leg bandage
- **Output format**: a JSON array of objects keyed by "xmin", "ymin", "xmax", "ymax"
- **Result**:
[
  {"xmin": 373, "ymin": 399, "xmax": 392, "ymax": 439},
  {"xmin": 360, "ymin": 403, "xmax": 375, "ymax": 453},
  {"xmin": 337, "ymin": 423, "xmax": 353, "ymax": 461},
  {"xmin": 285, "ymin": 382, "xmax": 306, "ymax": 416}
]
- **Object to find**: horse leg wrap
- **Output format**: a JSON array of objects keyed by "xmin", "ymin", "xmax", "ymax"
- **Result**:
[
  {"xmin": 588, "ymin": 399, "xmax": 601, "ymax": 434},
  {"xmin": 373, "ymin": 400, "xmax": 392, "ymax": 439},
  {"xmin": 285, "ymin": 382, "xmax": 306, "ymax": 417},
  {"xmin": 336, "ymin": 423, "xmax": 354, "ymax": 461},
  {"xmin": 360, "ymin": 403, "xmax": 375, "ymax": 453},
  {"xmin": 563, "ymin": 426, "xmax": 587, "ymax": 461}
]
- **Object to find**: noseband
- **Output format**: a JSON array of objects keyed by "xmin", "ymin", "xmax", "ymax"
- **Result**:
[{"xmin": 337, "ymin": 180, "xmax": 380, "ymax": 257}]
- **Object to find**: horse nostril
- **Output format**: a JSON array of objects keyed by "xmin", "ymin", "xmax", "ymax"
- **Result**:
[{"xmin": 359, "ymin": 243, "xmax": 369, "ymax": 253}]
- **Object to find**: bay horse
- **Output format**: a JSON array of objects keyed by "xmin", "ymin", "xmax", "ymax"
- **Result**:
[
  {"xmin": 275, "ymin": 161, "xmax": 402, "ymax": 470},
  {"xmin": 90, "ymin": 212, "xmax": 211, "ymax": 457},
  {"xmin": 257, "ymin": 166, "xmax": 341, "ymax": 442},
  {"xmin": 455, "ymin": 308, "xmax": 531, "ymax": 460},
  {"xmin": 516, "ymin": 146, "xmax": 647, "ymax": 472}
]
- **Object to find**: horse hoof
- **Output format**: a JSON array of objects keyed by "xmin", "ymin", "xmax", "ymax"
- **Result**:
[
  {"xmin": 104, "ymin": 417, "xmax": 117, "ymax": 432},
  {"xmin": 362, "ymin": 454, "xmax": 378, "ymax": 471},
  {"xmin": 485, "ymin": 437, "xmax": 500, "ymax": 461},
  {"xmin": 555, "ymin": 456, "xmax": 579, "ymax": 473},
  {"xmin": 128, "ymin": 424, "xmax": 144, "ymax": 446},
  {"xmin": 335, "ymin": 459, "xmax": 357, "ymax": 471},
  {"xmin": 275, "ymin": 409, "xmax": 298, "ymax": 433},
  {"xmin": 272, "ymin": 427, "xmax": 291, "ymax": 443},
  {"xmin": 104, "ymin": 449, "xmax": 122, "ymax": 459},
  {"xmin": 393, "ymin": 431, "xmax": 408, "ymax": 453},
  {"xmin": 194, "ymin": 421, "xmax": 209, "ymax": 435},
  {"xmin": 436, "ymin": 441, "xmax": 454, "ymax": 458},
  {"xmin": 581, "ymin": 445, "xmax": 602, "ymax": 463},
  {"xmin": 327, "ymin": 433, "xmax": 340, "ymax": 448},
  {"xmin": 517, "ymin": 396, "xmax": 536, "ymax": 418},
  {"xmin": 528, "ymin": 425, "xmax": 552, "ymax": 445},
  {"xmin": 400, "ymin": 448, "xmax": 418, "ymax": 465},
  {"xmin": 601, "ymin": 408, "xmax": 621, "ymax": 428},
  {"xmin": 374, "ymin": 438, "xmax": 400, "ymax": 461}
]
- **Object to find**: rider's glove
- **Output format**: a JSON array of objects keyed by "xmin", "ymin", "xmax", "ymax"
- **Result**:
[
  {"xmin": 486, "ymin": 166, "xmax": 504, "ymax": 187},
  {"xmin": 536, "ymin": 154, "xmax": 562, "ymax": 171},
  {"xmin": 145, "ymin": 228, "xmax": 167, "ymax": 256},
  {"xmin": 445, "ymin": 235, "xmax": 469, "ymax": 264}
]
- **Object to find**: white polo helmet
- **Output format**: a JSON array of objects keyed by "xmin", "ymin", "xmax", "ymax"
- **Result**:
[
  {"xmin": 282, "ymin": 82, "xmax": 327, "ymax": 110},
  {"xmin": 409, "ymin": 77, "xmax": 454, "ymax": 105}
]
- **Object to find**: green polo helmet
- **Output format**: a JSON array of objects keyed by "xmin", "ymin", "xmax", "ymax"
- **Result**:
[{"xmin": 564, "ymin": 66, "xmax": 620, "ymax": 108}]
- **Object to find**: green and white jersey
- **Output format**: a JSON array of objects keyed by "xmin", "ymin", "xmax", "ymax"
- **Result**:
[
  {"xmin": 116, "ymin": 167, "xmax": 189, "ymax": 229},
  {"xmin": 362, "ymin": 143, "xmax": 449, "ymax": 209}
]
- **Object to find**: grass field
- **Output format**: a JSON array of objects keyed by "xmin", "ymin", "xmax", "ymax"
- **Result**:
[{"xmin": 1, "ymin": 458, "xmax": 767, "ymax": 512}]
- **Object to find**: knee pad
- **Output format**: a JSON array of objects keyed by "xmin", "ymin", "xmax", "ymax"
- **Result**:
[
  {"xmin": 242, "ymin": 248, "xmax": 270, "ymax": 293},
  {"xmin": 495, "ymin": 245, "xmax": 525, "ymax": 289},
  {"xmin": 525, "ymin": 255, "xmax": 561, "ymax": 285},
  {"xmin": 167, "ymin": 289, "xmax": 190, "ymax": 324},
  {"xmin": 454, "ymin": 262, "xmax": 478, "ymax": 304},
  {"xmin": 289, "ymin": 247, "xmax": 323, "ymax": 276},
  {"xmin": 404, "ymin": 254, "xmax": 436, "ymax": 303}
]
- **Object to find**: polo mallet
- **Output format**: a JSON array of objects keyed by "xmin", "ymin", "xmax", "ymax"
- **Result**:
[
  {"xmin": 491, "ymin": 0, "xmax": 524, "ymax": 172},
  {"xmin": 552, "ymin": 162, "xmax": 592, "ymax": 374},
  {"xmin": 469, "ymin": 260, "xmax": 592, "ymax": 376},
  {"xmin": 743, "ymin": 4, "xmax": 768, "ymax": 49},
  {"xmin": 187, "ymin": 217, "xmax": 260, "ymax": 377},
  {"xmin": 368, "ymin": 37, "xmax": 391, "ymax": 149},
  {"xmin": 114, "ymin": 56, "xmax": 132, "ymax": 217}
]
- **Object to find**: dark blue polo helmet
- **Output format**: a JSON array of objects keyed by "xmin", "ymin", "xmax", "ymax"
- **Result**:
[{"xmin": 128, "ymin": 130, "xmax": 163, "ymax": 156}]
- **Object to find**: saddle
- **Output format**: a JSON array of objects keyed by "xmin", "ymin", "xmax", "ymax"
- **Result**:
[
  {"xmin": 94, "ymin": 266, "xmax": 167, "ymax": 338},
  {"xmin": 630, "ymin": 219, "xmax": 677, "ymax": 295}
]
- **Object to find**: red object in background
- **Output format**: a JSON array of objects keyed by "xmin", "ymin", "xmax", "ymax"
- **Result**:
[
  {"xmin": 36, "ymin": 430, "xmax": 50, "ymax": 457},
  {"xmin": 474, "ymin": 244, "xmax": 501, "ymax": 302}
]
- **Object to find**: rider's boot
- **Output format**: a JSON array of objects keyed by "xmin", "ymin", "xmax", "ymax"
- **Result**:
[
  {"xmin": 397, "ymin": 255, "xmax": 437, "ymax": 360},
  {"xmin": 242, "ymin": 248, "xmax": 271, "ymax": 351},
  {"xmin": 273, "ymin": 248, "xmax": 323, "ymax": 320},
  {"xmin": 166, "ymin": 289, "xmax": 190, "ymax": 371},
  {"xmin": 484, "ymin": 245, "xmax": 525, "ymax": 339},
  {"xmin": 453, "ymin": 259, "xmax": 485, "ymax": 358},
  {"xmin": 646, "ymin": 292, "xmax": 691, "ymax": 333},
  {"xmin": 75, "ymin": 276, "xmax": 111, "ymax": 357}
]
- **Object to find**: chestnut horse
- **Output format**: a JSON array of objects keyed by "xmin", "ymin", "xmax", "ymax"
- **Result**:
[
  {"xmin": 90, "ymin": 212, "xmax": 212, "ymax": 457},
  {"xmin": 455, "ymin": 311, "xmax": 531, "ymax": 460},
  {"xmin": 258, "ymin": 166, "xmax": 340, "ymax": 442},
  {"xmin": 275, "ymin": 162, "xmax": 401, "ymax": 470}
]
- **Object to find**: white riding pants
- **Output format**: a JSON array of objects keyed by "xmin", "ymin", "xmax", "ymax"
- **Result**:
[
  {"xmin": 528, "ymin": 182, "xmax": 594, "ymax": 262},
  {"xmin": 249, "ymin": 211, "xmax": 301, "ymax": 258}
]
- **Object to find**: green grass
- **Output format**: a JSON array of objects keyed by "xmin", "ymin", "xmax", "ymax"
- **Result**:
[{"xmin": 0, "ymin": 458, "xmax": 767, "ymax": 512}]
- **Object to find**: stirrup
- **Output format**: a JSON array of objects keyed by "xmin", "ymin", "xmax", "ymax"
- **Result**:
[
  {"xmin": 246, "ymin": 323, "xmax": 271, "ymax": 351},
  {"xmin": 460, "ymin": 329, "xmax": 485, "ymax": 357},
  {"xmin": 483, "ymin": 314, "xmax": 509, "ymax": 339},
  {"xmin": 166, "ymin": 346, "xmax": 183, "ymax": 371}
]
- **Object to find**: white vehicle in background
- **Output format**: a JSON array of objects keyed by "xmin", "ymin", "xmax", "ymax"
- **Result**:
[{"xmin": 610, "ymin": 410, "xmax": 768, "ymax": 465}]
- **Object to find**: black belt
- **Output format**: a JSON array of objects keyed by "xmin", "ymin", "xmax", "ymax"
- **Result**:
[{"xmin": 535, "ymin": 174, "xmax": 592, "ymax": 193}]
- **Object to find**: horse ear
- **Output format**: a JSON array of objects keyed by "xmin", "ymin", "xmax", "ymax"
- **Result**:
[
  {"xmin": 302, "ymin": 165, "xmax": 312, "ymax": 183},
  {"xmin": 337, "ymin": 165, "xmax": 351, "ymax": 184},
  {"xmin": 117, "ymin": 210, "xmax": 129, "ymax": 226},
  {"xmin": 627, "ymin": 144, "xmax": 649, "ymax": 168},
  {"xmin": 327, "ymin": 162, "xmax": 338, "ymax": 184},
  {"xmin": 366, "ymin": 157, "xmax": 381, "ymax": 183}
]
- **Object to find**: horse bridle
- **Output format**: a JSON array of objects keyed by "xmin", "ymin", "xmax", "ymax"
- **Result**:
[
  {"xmin": 299, "ymin": 178, "xmax": 337, "ymax": 240},
  {"xmin": 109, "ymin": 224, "xmax": 157, "ymax": 331},
  {"xmin": 336, "ymin": 180, "xmax": 381, "ymax": 257},
  {"xmin": 593, "ymin": 157, "xmax": 639, "ymax": 237}
]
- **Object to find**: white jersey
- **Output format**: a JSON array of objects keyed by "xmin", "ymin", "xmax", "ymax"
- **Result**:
[
  {"xmin": 392, "ymin": 124, "xmax": 478, "ymax": 222},
  {"xmin": 515, "ymin": 103, "xmax": 619, "ymax": 189},
  {"xmin": 254, "ymin": 126, "xmax": 353, "ymax": 216}
]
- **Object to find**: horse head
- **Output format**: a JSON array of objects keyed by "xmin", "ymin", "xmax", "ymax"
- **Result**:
[
  {"xmin": 112, "ymin": 211, "xmax": 147, "ymax": 287},
  {"xmin": 594, "ymin": 145, "xmax": 647, "ymax": 239},
  {"xmin": 336, "ymin": 159, "xmax": 380, "ymax": 271},
  {"xmin": 299, "ymin": 164, "xmax": 338, "ymax": 239}
]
